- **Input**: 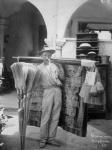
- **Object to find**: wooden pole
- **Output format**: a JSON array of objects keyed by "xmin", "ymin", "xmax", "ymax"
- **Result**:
[{"xmin": 12, "ymin": 56, "xmax": 99, "ymax": 66}]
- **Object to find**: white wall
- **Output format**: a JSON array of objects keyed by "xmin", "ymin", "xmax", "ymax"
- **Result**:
[
  {"xmin": 28, "ymin": 0, "xmax": 88, "ymax": 39},
  {"xmin": 1, "ymin": 0, "xmax": 112, "ymax": 41},
  {"xmin": 65, "ymin": 0, "xmax": 112, "ymax": 37}
]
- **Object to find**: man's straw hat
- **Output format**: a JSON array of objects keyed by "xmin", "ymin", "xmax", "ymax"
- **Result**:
[{"xmin": 40, "ymin": 45, "xmax": 55, "ymax": 54}]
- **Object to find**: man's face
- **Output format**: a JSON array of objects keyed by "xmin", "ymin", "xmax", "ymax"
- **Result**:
[{"xmin": 41, "ymin": 51, "xmax": 52, "ymax": 61}]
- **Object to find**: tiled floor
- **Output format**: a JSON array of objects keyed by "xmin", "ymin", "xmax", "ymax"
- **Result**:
[
  {"xmin": 0, "ymin": 91, "xmax": 112, "ymax": 150},
  {"xmin": 0, "ymin": 90, "xmax": 18, "ymax": 109}
]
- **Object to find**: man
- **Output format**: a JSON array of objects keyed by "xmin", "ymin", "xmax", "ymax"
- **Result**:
[{"xmin": 36, "ymin": 45, "xmax": 64, "ymax": 148}]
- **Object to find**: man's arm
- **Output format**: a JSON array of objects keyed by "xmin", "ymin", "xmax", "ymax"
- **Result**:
[
  {"xmin": 51, "ymin": 64, "xmax": 65, "ymax": 86},
  {"xmin": 57, "ymin": 64, "xmax": 65, "ymax": 81}
]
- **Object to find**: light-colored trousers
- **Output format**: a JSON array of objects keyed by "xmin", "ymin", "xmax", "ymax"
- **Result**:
[{"xmin": 40, "ymin": 87, "xmax": 62, "ymax": 142}]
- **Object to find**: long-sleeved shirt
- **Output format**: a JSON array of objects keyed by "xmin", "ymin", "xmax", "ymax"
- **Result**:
[{"xmin": 36, "ymin": 62, "xmax": 63, "ymax": 89}]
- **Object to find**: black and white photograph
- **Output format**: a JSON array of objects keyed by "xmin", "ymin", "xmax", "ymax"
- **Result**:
[{"xmin": 0, "ymin": 0, "xmax": 112, "ymax": 150}]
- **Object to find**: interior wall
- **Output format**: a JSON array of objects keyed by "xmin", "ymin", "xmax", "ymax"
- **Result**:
[
  {"xmin": 4, "ymin": 2, "xmax": 46, "ymax": 70},
  {"xmin": 65, "ymin": 0, "xmax": 112, "ymax": 37}
]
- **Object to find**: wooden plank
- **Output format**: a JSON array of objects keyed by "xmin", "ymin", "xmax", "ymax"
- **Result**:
[{"xmin": 12, "ymin": 56, "xmax": 99, "ymax": 65}]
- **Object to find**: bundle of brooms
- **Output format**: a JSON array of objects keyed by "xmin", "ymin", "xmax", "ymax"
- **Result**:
[{"xmin": 11, "ymin": 62, "xmax": 37, "ymax": 150}]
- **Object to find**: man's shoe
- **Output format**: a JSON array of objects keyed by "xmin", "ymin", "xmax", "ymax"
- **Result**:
[
  {"xmin": 39, "ymin": 141, "xmax": 46, "ymax": 148},
  {"xmin": 47, "ymin": 140, "xmax": 61, "ymax": 147}
]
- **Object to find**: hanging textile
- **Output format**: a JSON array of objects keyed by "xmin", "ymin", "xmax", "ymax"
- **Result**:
[
  {"xmin": 58, "ymin": 65, "xmax": 88, "ymax": 137},
  {"xmin": 79, "ymin": 66, "xmax": 105, "ymax": 106}
]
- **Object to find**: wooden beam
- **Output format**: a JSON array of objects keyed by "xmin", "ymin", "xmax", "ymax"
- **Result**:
[{"xmin": 12, "ymin": 56, "xmax": 99, "ymax": 66}]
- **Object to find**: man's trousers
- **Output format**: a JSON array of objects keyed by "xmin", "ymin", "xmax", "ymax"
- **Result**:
[{"xmin": 40, "ymin": 87, "xmax": 62, "ymax": 142}]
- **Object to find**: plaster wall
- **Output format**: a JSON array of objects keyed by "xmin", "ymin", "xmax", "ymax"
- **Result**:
[
  {"xmin": 4, "ymin": 2, "xmax": 45, "ymax": 68},
  {"xmin": 27, "ymin": 0, "xmax": 112, "ymax": 60},
  {"xmin": 28, "ymin": 0, "xmax": 112, "ymax": 38},
  {"xmin": 1, "ymin": 0, "xmax": 112, "ymax": 48},
  {"xmin": 65, "ymin": 0, "xmax": 112, "ymax": 37},
  {"xmin": 27, "ymin": 0, "xmax": 88, "ymax": 39}
]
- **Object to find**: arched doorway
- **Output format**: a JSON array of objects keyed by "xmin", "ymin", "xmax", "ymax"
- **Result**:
[
  {"xmin": 0, "ymin": 1, "xmax": 47, "ymax": 92},
  {"xmin": 5, "ymin": 1, "xmax": 47, "ymax": 62},
  {"xmin": 64, "ymin": 0, "xmax": 112, "ymax": 37}
]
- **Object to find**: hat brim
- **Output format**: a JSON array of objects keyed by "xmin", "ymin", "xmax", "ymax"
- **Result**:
[{"xmin": 40, "ymin": 49, "xmax": 55, "ymax": 54}]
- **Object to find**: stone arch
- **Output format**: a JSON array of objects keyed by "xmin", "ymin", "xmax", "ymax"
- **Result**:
[
  {"xmin": 1, "ymin": 1, "xmax": 47, "ymax": 90},
  {"xmin": 4, "ymin": 1, "xmax": 47, "ymax": 68},
  {"xmin": 5, "ymin": 1, "xmax": 47, "ymax": 56},
  {"xmin": 64, "ymin": 0, "xmax": 112, "ymax": 37}
]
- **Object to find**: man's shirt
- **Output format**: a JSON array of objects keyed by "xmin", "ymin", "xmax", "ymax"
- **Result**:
[{"xmin": 36, "ymin": 62, "xmax": 62, "ymax": 89}]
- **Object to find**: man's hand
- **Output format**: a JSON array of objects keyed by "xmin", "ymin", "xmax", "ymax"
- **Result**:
[{"xmin": 56, "ymin": 80, "xmax": 62, "ymax": 86}]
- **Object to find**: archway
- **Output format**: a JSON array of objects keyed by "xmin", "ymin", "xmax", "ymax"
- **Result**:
[
  {"xmin": 0, "ymin": 1, "xmax": 47, "ymax": 92},
  {"xmin": 64, "ymin": 0, "xmax": 112, "ymax": 37},
  {"xmin": 5, "ymin": 1, "xmax": 47, "ymax": 59}
]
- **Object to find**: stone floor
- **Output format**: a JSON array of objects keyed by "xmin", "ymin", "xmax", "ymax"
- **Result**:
[{"xmin": 0, "ymin": 91, "xmax": 112, "ymax": 150}]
